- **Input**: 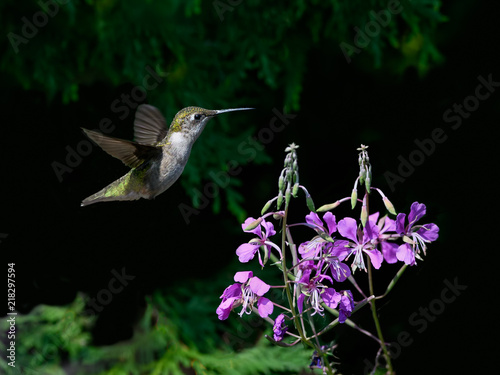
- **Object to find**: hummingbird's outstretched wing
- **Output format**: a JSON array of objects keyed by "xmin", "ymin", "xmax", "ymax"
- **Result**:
[
  {"xmin": 133, "ymin": 104, "xmax": 168, "ymax": 145},
  {"xmin": 82, "ymin": 129, "xmax": 160, "ymax": 168}
]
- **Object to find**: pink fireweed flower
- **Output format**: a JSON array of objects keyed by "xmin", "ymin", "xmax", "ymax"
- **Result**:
[
  {"xmin": 338, "ymin": 217, "xmax": 383, "ymax": 272},
  {"xmin": 320, "ymin": 240, "xmax": 351, "ymax": 282},
  {"xmin": 338, "ymin": 290, "xmax": 355, "ymax": 323},
  {"xmin": 216, "ymin": 271, "xmax": 274, "ymax": 320},
  {"xmin": 369, "ymin": 212, "xmax": 398, "ymax": 264},
  {"xmin": 297, "ymin": 268, "xmax": 341, "ymax": 317},
  {"xmin": 395, "ymin": 202, "xmax": 440, "ymax": 266},
  {"xmin": 299, "ymin": 212, "xmax": 337, "ymax": 259},
  {"xmin": 273, "ymin": 313, "xmax": 288, "ymax": 342},
  {"xmin": 236, "ymin": 217, "xmax": 279, "ymax": 266}
]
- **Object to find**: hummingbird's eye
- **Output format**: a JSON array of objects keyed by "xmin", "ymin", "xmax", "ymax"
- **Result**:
[{"xmin": 194, "ymin": 114, "xmax": 203, "ymax": 121}]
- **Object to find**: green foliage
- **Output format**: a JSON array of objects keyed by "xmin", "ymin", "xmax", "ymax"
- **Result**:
[
  {"xmin": 1, "ymin": 0, "xmax": 446, "ymax": 218},
  {"xmin": 0, "ymin": 283, "xmax": 311, "ymax": 375},
  {"xmin": 0, "ymin": 294, "xmax": 94, "ymax": 374}
]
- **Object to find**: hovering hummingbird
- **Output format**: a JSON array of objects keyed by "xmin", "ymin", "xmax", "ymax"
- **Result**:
[{"xmin": 81, "ymin": 104, "xmax": 252, "ymax": 206}]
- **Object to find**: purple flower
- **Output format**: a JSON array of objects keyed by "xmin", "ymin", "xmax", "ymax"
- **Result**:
[
  {"xmin": 395, "ymin": 202, "xmax": 440, "ymax": 266},
  {"xmin": 299, "ymin": 212, "xmax": 337, "ymax": 259},
  {"xmin": 297, "ymin": 268, "xmax": 341, "ymax": 316},
  {"xmin": 236, "ymin": 217, "xmax": 277, "ymax": 266},
  {"xmin": 369, "ymin": 213, "xmax": 398, "ymax": 264},
  {"xmin": 273, "ymin": 313, "xmax": 288, "ymax": 342},
  {"xmin": 216, "ymin": 271, "xmax": 274, "ymax": 320},
  {"xmin": 322, "ymin": 240, "xmax": 351, "ymax": 282},
  {"xmin": 338, "ymin": 290, "xmax": 354, "ymax": 323},
  {"xmin": 338, "ymin": 217, "xmax": 383, "ymax": 272}
]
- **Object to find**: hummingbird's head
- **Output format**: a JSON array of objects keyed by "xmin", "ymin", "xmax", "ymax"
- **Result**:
[{"xmin": 171, "ymin": 106, "xmax": 254, "ymax": 140}]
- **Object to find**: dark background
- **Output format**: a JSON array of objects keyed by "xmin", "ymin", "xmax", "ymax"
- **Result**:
[{"xmin": 0, "ymin": 1, "xmax": 497, "ymax": 374}]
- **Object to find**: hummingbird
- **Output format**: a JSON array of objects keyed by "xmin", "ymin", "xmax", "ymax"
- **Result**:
[{"xmin": 81, "ymin": 104, "xmax": 253, "ymax": 207}]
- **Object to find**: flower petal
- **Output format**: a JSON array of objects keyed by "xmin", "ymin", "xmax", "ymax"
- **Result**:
[
  {"xmin": 236, "ymin": 243, "xmax": 259, "ymax": 263},
  {"xmin": 305, "ymin": 212, "xmax": 322, "ymax": 228},
  {"xmin": 322, "ymin": 288, "xmax": 341, "ymax": 308},
  {"xmin": 257, "ymin": 297, "xmax": 273, "ymax": 318},
  {"xmin": 396, "ymin": 243, "xmax": 415, "ymax": 265},
  {"xmin": 234, "ymin": 271, "xmax": 253, "ymax": 283},
  {"xmin": 273, "ymin": 313, "xmax": 288, "ymax": 342},
  {"xmin": 297, "ymin": 293, "xmax": 305, "ymax": 314},
  {"xmin": 220, "ymin": 283, "xmax": 241, "ymax": 300},
  {"xmin": 216, "ymin": 297, "xmax": 238, "ymax": 320},
  {"xmin": 396, "ymin": 213, "xmax": 406, "ymax": 234},
  {"xmin": 417, "ymin": 223, "xmax": 439, "ymax": 242},
  {"xmin": 408, "ymin": 202, "xmax": 426, "ymax": 226},
  {"xmin": 262, "ymin": 219, "xmax": 276, "ymax": 238},
  {"xmin": 249, "ymin": 276, "xmax": 270, "ymax": 296},
  {"xmin": 381, "ymin": 242, "xmax": 398, "ymax": 264},
  {"xmin": 338, "ymin": 217, "xmax": 358, "ymax": 242},
  {"xmin": 364, "ymin": 249, "xmax": 383, "ymax": 269},
  {"xmin": 323, "ymin": 212, "xmax": 337, "ymax": 235},
  {"xmin": 242, "ymin": 217, "xmax": 262, "ymax": 236}
]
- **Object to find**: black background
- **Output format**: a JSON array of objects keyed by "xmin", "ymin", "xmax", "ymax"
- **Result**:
[{"xmin": 1, "ymin": 2, "xmax": 497, "ymax": 374}]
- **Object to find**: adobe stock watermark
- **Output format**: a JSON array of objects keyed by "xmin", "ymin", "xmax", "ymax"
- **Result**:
[
  {"xmin": 213, "ymin": 0, "xmax": 244, "ymax": 21},
  {"xmin": 362, "ymin": 277, "xmax": 467, "ymax": 374},
  {"xmin": 7, "ymin": 0, "xmax": 71, "ymax": 54},
  {"xmin": 178, "ymin": 108, "xmax": 297, "ymax": 224},
  {"xmin": 51, "ymin": 65, "xmax": 164, "ymax": 182},
  {"xmin": 340, "ymin": 0, "xmax": 405, "ymax": 63},
  {"xmin": 384, "ymin": 73, "xmax": 499, "ymax": 192}
]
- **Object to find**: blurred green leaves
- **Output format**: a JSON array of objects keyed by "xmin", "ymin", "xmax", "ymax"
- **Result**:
[{"xmin": 1, "ymin": 0, "xmax": 446, "ymax": 219}]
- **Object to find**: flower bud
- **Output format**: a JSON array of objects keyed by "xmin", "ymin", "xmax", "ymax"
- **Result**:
[
  {"xmin": 365, "ymin": 175, "xmax": 371, "ymax": 191},
  {"xmin": 278, "ymin": 174, "xmax": 285, "ymax": 191},
  {"xmin": 351, "ymin": 189, "xmax": 357, "ymax": 209},
  {"xmin": 277, "ymin": 191, "xmax": 283, "ymax": 210},
  {"xmin": 292, "ymin": 182, "xmax": 299, "ymax": 197},
  {"xmin": 317, "ymin": 201, "xmax": 340, "ymax": 212},
  {"xmin": 261, "ymin": 199, "xmax": 273, "ymax": 215},
  {"xmin": 244, "ymin": 217, "xmax": 263, "ymax": 231},
  {"xmin": 285, "ymin": 187, "xmax": 291, "ymax": 207},
  {"xmin": 306, "ymin": 193, "xmax": 315, "ymax": 212},
  {"xmin": 360, "ymin": 205, "xmax": 368, "ymax": 227},
  {"xmin": 383, "ymin": 196, "xmax": 396, "ymax": 215}
]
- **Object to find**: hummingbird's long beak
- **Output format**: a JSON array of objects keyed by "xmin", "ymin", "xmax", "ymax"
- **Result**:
[{"xmin": 213, "ymin": 108, "xmax": 255, "ymax": 115}]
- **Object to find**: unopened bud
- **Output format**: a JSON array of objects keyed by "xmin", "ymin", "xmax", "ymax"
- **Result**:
[
  {"xmin": 293, "ymin": 171, "xmax": 299, "ymax": 185},
  {"xmin": 278, "ymin": 174, "xmax": 285, "ymax": 191},
  {"xmin": 261, "ymin": 199, "xmax": 273, "ymax": 215},
  {"xmin": 277, "ymin": 191, "xmax": 283, "ymax": 210},
  {"xmin": 351, "ymin": 189, "xmax": 357, "ymax": 209},
  {"xmin": 292, "ymin": 182, "xmax": 299, "ymax": 197},
  {"xmin": 285, "ymin": 187, "xmax": 291, "ymax": 207},
  {"xmin": 293, "ymin": 160, "xmax": 298, "ymax": 172},
  {"xmin": 244, "ymin": 217, "xmax": 263, "ymax": 231},
  {"xmin": 365, "ymin": 175, "xmax": 371, "ymax": 191},
  {"xmin": 359, "ymin": 169, "xmax": 366, "ymax": 185},
  {"xmin": 306, "ymin": 194, "xmax": 315, "ymax": 212},
  {"xmin": 383, "ymin": 196, "xmax": 396, "ymax": 215},
  {"xmin": 361, "ymin": 205, "xmax": 368, "ymax": 227},
  {"xmin": 317, "ymin": 201, "xmax": 340, "ymax": 212}
]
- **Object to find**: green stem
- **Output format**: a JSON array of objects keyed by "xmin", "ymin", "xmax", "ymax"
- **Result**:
[
  {"xmin": 367, "ymin": 258, "xmax": 394, "ymax": 374},
  {"xmin": 280, "ymin": 206, "xmax": 310, "ymax": 348},
  {"xmin": 376, "ymin": 264, "xmax": 407, "ymax": 299}
]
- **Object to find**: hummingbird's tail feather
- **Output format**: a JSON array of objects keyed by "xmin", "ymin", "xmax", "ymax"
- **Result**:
[{"xmin": 81, "ymin": 173, "xmax": 145, "ymax": 207}]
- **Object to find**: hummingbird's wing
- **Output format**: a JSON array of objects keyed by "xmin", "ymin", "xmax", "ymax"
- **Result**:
[
  {"xmin": 82, "ymin": 129, "xmax": 160, "ymax": 168},
  {"xmin": 133, "ymin": 104, "xmax": 168, "ymax": 145}
]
